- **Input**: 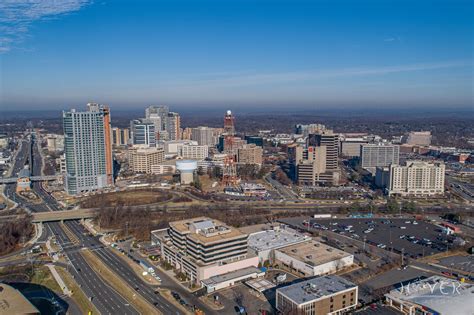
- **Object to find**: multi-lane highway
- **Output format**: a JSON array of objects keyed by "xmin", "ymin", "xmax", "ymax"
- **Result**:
[
  {"xmin": 47, "ymin": 222, "xmax": 140, "ymax": 315},
  {"xmin": 64, "ymin": 220, "xmax": 187, "ymax": 315},
  {"xmin": 3, "ymin": 134, "xmax": 57, "ymax": 212}
]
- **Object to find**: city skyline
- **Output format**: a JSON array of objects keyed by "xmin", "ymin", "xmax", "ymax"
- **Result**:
[{"xmin": 1, "ymin": 0, "xmax": 473, "ymax": 110}]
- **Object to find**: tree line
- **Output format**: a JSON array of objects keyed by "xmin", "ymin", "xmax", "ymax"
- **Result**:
[{"xmin": 0, "ymin": 216, "xmax": 33, "ymax": 256}]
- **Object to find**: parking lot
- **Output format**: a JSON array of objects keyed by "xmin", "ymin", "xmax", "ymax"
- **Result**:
[
  {"xmin": 437, "ymin": 255, "xmax": 474, "ymax": 274},
  {"xmin": 280, "ymin": 217, "xmax": 454, "ymax": 259}
]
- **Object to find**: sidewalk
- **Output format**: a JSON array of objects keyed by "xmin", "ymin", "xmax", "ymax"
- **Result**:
[
  {"xmin": 47, "ymin": 263, "xmax": 72, "ymax": 296},
  {"xmin": 26, "ymin": 223, "xmax": 43, "ymax": 245}
]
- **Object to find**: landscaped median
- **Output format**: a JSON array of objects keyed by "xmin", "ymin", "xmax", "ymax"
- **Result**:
[
  {"xmin": 81, "ymin": 249, "xmax": 161, "ymax": 315},
  {"xmin": 56, "ymin": 266, "xmax": 99, "ymax": 315}
]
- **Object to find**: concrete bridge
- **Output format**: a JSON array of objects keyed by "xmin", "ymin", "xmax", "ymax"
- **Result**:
[
  {"xmin": 0, "ymin": 175, "xmax": 61, "ymax": 184},
  {"xmin": 31, "ymin": 208, "xmax": 96, "ymax": 223}
]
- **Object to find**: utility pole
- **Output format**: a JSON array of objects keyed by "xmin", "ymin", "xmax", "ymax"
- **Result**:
[{"xmin": 401, "ymin": 248, "xmax": 404, "ymax": 266}]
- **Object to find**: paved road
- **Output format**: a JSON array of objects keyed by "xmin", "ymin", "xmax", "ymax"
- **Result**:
[
  {"xmin": 118, "ymin": 240, "xmax": 219, "ymax": 315},
  {"xmin": 265, "ymin": 173, "xmax": 300, "ymax": 201},
  {"xmin": 64, "ymin": 220, "xmax": 186, "ymax": 315},
  {"xmin": 47, "ymin": 221, "xmax": 140, "ymax": 315}
]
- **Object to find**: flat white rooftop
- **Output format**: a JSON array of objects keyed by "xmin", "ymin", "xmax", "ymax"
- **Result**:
[
  {"xmin": 246, "ymin": 278, "xmax": 276, "ymax": 293},
  {"xmin": 248, "ymin": 227, "xmax": 310, "ymax": 252},
  {"xmin": 277, "ymin": 275, "xmax": 357, "ymax": 305},
  {"xmin": 201, "ymin": 266, "xmax": 263, "ymax": 286}
]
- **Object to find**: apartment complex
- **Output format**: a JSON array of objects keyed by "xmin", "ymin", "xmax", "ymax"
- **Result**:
[
  {"xmin": 111, "ymin": 127, "xmax": 130, "ymax": 146},
  {"xmin": 179, "ymin": 144, "xmax": 209, "ymax": 160},
  {"xmin": 63, "ymin": 103, "xmax": 113, "ymax": 195},
  {"xmin": 376, "ymin": 161, "xmax": 445, "ymax": 196},
  {"xmin": 360, "ymin": 143, "xmax": 400, "ymax": 174},
  {"xmin": 276, "ymin": 276, "xmax": 358, "ymax": 315},
  {"xmin": 237, "ymin": 144, "xmax": 263, "ymax": 165},
  {"xmin": 156, "ymin": 217, "xmax": 258, "ymax": 284},
  {"xmin": 128, "ymin": 146, "xmax": 164, "ymax": 174}
]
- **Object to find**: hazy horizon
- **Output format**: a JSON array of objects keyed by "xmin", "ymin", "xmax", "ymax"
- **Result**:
[{"xmin": 1, "ymin": 0, "xmax": 473, "ymax": 110}]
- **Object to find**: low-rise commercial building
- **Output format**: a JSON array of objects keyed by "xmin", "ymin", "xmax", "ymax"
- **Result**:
[
  {"xmin": 201, "ymin": 266, "xmax": 264, "ymax": 293},
  {"xmin": 276, "ymin": 275, "xmax": 358, "ymax": 315},
  {"xmin": 248, "ymin": 226, "xmax": 311, "ymax": 263},
  {"xmin": 385, "ymin": 276, "xmax": 473, "ymax": 315},
  {"xmin": 275, "ymin": 240, "xmax": 354, "ymax": 277}
]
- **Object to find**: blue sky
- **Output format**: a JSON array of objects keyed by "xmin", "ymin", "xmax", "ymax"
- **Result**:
[{"xmin": 1, "ymin": 0, "xmax": 473, "ymax": 111}]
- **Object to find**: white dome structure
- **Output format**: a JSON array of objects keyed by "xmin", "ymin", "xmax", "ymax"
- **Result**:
[
  {"xmin": 226, "ymin": 110, "xmax": 232, "ymax": 115},
  {"xmin": 176, "ymin": 160, "xmax": 198, "ymax": 184}
]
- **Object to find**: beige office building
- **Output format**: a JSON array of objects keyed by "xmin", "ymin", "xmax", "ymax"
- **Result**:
[
  {"xmin": 237, "ymin": 144, "xmax": 263, "ymax": 165},
  {"xmin": 128, "ymin": 146, "xmax": 165, "ymax": 174}
]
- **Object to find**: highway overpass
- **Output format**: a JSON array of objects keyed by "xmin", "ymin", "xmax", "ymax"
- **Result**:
[{"xmin": 31, "ymin": 208, "xmax": 96, "ymax": 223}]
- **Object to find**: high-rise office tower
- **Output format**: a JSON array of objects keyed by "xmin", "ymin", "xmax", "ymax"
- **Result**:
[
  {"xmin": 167, "ymin": 112, "xmax": 181, "ymax": 140},
  {"xmin": 130, "ymin": 119, "xmax": 156, "ymax": 147},
  {"xmin": 360, "ymin": 143, "xmax": 400, "ymax": 174},
  {"xmin": 191, "ymin": 126, "xmax": 216, "ymax": 146},
  {"xmin": 112, "ymin": 127, "xmax": 130, "ymax": 146},
  {"xmin": 63, "ymin": 103, "xmax": 113, "ymax": 195},
  {"xmin": 306, "ymin": 129, "xmax": 340, "ymax": 184},
  {"xmin": 146, "ymin": 105, "xmax": 169, "ymax": 131}
]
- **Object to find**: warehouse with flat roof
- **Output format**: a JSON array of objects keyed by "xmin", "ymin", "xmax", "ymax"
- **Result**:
[
  {"xmin": 248, "ymin": 225, "xmax": 311, "ymax": 263},
  {"xmin": 275, "ymin": 240, "xmax": 354, "ymax": 277}
]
